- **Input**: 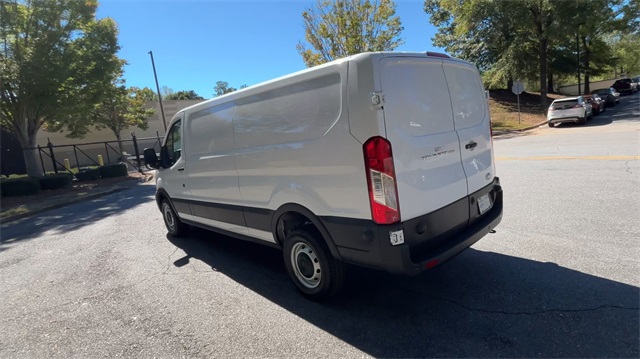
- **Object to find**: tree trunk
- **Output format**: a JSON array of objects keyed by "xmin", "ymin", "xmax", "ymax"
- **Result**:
[
  {"xmin": 507, "ymin": 78, "xmax": 514, "ymax": 91},
  {"xmin": 18, "ymin": 132, "xmax": 42, "ymax": 177},
  {"xmin": 547, "ymin": 71, "xmax": 554, "ymax": 94},
  {"xmin": 539, "ymin": 38, "xmax": 548, "ymax": 108},
  {"xmin": 582, "ymin": 37, "xmax": 590, "ymax": 94},
  {"xmin": 115, "ymin": 132, "xmax": 125, "ymax": 161}
]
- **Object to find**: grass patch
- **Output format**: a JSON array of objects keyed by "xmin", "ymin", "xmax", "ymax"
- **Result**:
[
  {"xmin": 0, "ymin": 206, "xmax": 29, "ymax": 219},
  {"xmin": 489, "ymin": 101, "xmax": 546, "ymax": 131},
  {"xmin": 488, "ymin": 90, "xmax": 567, "ymax": 132}
]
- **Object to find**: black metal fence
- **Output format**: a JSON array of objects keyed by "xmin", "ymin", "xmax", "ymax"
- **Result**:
[{"xmin": 22, "ymin": 132, "xmax": 164, "ymax": 177}]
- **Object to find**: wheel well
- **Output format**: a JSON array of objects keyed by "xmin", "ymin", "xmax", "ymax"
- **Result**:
[
  {"xmin": 276, "ymin": 212, "xmax": 317, "ymax": 245},
  {"xmin": 155, "ymin": 190, "xmax": 167, "ymax": 210},
  {"xmin": 272, "ymin": 206, "xmax": 342, "ymax": 260}
]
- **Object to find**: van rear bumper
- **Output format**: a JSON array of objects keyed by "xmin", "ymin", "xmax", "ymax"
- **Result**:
[{"xmin": 320, "ymin": 178, "xmax": 503, "ymax": 275}]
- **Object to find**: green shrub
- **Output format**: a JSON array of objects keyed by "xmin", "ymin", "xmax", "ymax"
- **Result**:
[
  {"xmin": 75, "ymin": 168, "xmax": 101, "ymax": 181},
  {"xmin": 39, "ymin": 173, "xmax": 73, "ymax": 190},
  {"xmin": 45, "ymin": 170, "xmax": 73, "ymax": 176},
  {"xmin": 99, "ymin": 163, "xmax": 128, "ymax": 178},
  {"xmin": 8, "ymin": 173, "xmax": 28, "ymax": 179},
  {"xmin": 0, "ymin": 177, "xmax": 40, "ymax": 197}
]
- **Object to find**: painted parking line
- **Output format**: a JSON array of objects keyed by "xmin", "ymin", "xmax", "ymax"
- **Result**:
[{"xmin": 496, "ymin": 155, "xmax": 640, "ymax": 161}]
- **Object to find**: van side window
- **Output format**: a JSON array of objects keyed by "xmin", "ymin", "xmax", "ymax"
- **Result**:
[{"xmin": 164, "ymin": 120, "xmax": 182, "ymax": 166}]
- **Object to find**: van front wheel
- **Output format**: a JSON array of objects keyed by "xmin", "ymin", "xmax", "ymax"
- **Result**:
[
  {"xmin": 161, "ymin": 200, "xmax": 188, "ymax": 237},
  {"xmin": 283, "ymin": 229, "xmax": 345, "ymax": 300}
]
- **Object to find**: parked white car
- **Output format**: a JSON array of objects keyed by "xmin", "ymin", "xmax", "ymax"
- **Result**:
[
  {"xmin": 145, "ymin": 52, "xmax": 503, "ymax": 300},
  {"xmin": 547, "ymin": 96, "xmax": 593, "ymax": 127}
]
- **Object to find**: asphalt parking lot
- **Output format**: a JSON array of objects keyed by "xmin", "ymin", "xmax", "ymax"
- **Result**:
[{"xmin": 0, "ymin": 93, "xmax": 638, "ymax": 358}]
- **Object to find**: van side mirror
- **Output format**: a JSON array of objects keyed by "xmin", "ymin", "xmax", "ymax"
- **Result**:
[{"xmin": 143, "ymin": 148, "xmax": 160, "ymax": 169}]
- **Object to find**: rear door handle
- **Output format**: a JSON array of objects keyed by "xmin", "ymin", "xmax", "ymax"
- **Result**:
[
  {"xmin": 465, "ymin": 141, "xmax": 478, "ymax": 150},
  {"xmin": 177, "ymin": 167, "xmax": 185, "ymax": 172}
]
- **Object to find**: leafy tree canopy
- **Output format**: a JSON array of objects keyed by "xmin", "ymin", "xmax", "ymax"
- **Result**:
[
  {"xmin": 0, "ymin": 0, "xmax": 123, "ymax": 176},
  {"xmin": 165, "ymin": 90, "xmax": 204, "ymax": 100},
  {"xmin": 213, "ymin": 81, "xmax": 247, "ymax": 97},
  {"xmin": 297, "ymin": 0, "xmax": 403, "ymax": 67},
  {"xmin": 130, "ymin": 86, "xmax": 158, "ymax": 101},
  {"xmin": 92, "ymin": 79, "xmax": 155, "ymax": 155}
]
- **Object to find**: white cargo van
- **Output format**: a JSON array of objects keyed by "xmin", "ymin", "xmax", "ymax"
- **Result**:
[{"xmin": 144, "ymin": 52, "xmax": 503, "ymax": 300}]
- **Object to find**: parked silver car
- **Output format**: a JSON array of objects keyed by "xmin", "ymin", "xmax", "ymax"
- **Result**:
[{"xmin": 547, "ymin": 96, "xmax": 593, "ymax": 127}]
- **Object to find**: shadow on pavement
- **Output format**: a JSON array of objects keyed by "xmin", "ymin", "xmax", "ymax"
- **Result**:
[
  {"xmin": 0, "ymin": 185, "xmax": 155, "ymax": 251},
  {"xmin": 552, "ymin": 115, "xmax": 613, "ymax": 128},
  {"xmin": 168, "ymin": 228, "xmax": 639, "ymax": 358}
]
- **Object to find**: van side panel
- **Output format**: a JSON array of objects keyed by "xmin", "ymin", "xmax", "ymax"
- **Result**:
[
  {"xmin": 234, "ymin": 64, "xmax": 371, "ymax": 229},
  {"xmin": 378, "ymin": 57, "xmax": 469, "ymax": 220},
  {"xmin": 346, "ymin": 53, "xmax": 387, "ymax": 142},
  {"xmin": 185, "ymin": 102, "xmax": 249, "ymax": 235}
]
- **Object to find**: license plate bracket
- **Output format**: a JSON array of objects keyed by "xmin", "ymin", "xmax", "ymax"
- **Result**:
[{"xmin": 478, "ymin": 193, "xmax": 492, "ymax": 215}]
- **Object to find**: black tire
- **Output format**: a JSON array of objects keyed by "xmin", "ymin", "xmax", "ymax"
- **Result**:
[
  {"xmin": 283, "ymin": 229, "xmax": 345, "ymax": 301},
  {"xmin": 548, "ymin": 122, "xmax": 554, "ymax": 127},
  {"xmin": 161, "ymin": 199, "xmax": 188, "ymax": 237}
]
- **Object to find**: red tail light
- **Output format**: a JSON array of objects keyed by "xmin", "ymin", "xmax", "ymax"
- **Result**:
[{"xmin": 363, "ymin": 137, "xmax": 400, "ymax": 224}]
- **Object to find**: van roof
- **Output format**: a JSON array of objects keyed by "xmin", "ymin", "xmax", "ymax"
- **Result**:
[{"xmin": 171, "ymin": 52, "xmax": 469, "ymax": 120}]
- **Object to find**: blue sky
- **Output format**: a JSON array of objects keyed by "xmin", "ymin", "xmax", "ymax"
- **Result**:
[{"xmin": 97, "ymin": 0, "xmax": 442, "ymax": 99}]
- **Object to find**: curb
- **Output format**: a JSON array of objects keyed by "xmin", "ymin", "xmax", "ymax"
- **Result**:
[
  {"xmin": 0, "ymin": 176, "xmax": 153, "ymax": 225},
  {"xmin": 493, "ymin": 120, "xmax": 548, "ymax": 136}
]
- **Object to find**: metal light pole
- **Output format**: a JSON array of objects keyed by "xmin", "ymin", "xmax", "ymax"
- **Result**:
[{"xmin": 148, "ymin": 51, "xmax": 167, "ymax": 132}]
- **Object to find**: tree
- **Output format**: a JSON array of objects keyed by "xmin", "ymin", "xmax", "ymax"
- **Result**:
[
  {"xmin": 609, "ymin": 32, "xmax": 640, "ymax": 77},
  {"xmin": 165, "ymin": 90, "xmax": 204, "ymax": 100},
  {"xmin": 568, "ymin": 0, "xmax": 627, "ymax": 93},
  {"xmin": 430, "ymin": 0, "xmax": 563, "ymax": 107},
  {"xmin": 92, "ymin": 80, "xmax": 155, "ymax": 156},
  {"xmin": 0, "ymin": 0, "xmax": 122, "ymax": 176},
  {"xmin": 160, "ymin": 85, "xmax": 175, "ymax": 100},
  {"xmin": 424, "ymin": 0, "xmax": 636, "ymax": 102},
  {"xmin": 297, "ymin": 0, "xmax": 403, "ymax": 67},
  {"xmin": 130, "ymin": 86, "xmax": 158, "ymax": 101},
  {"xmin": 214, "ymin": 81, "xmax": 237, "ymax": 97},
  {"xmin": 424, "ymin": 0, "xmax": 535, "ymax": 89}
]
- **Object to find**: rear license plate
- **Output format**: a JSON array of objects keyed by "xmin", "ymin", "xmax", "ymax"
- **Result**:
[{"xmin": 478, "ymin": 193, "xmax": 492, "ymax": 214}]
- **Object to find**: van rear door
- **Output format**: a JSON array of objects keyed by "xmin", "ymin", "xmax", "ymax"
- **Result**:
[
  {"xmin": 378, "ymin": 56, "xmax": 468, "ymax": 220},
  {"xmin": 442, "ymin": 61, "xmax": 495, "ymax": 195}
]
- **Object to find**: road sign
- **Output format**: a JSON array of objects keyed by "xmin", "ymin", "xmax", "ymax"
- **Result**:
[
  {"xmin": 512, "ymin": 81, "xmax": 525, "ymax": 95},
  {"xmin": 512, "ymin": 81, "xmax": 524, "ymax": 124}
]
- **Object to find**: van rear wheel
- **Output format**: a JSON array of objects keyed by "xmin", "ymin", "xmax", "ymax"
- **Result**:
[
  {"xmin": 161, "ymin": 200, "xmax": 188, "ymax": 237},
  {"xmin": 283, "ymin": 229, "xmax": 345, "ymax": 300}
]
